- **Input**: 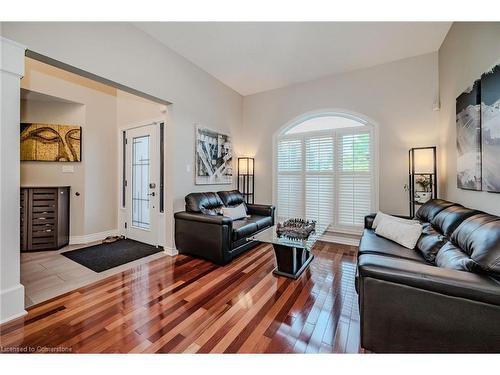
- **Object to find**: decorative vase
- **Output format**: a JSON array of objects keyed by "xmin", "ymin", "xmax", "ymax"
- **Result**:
[{"xmin": 415, "ymin": 192, "xmax": 432, "ymax": 204}]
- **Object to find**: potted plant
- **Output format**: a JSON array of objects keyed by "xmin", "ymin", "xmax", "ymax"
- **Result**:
[{"xmin": 415, "ymin": 176, "xmax": 432, "ymax": 203}]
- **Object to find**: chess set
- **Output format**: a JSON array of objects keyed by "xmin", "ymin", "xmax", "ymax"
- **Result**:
[{"xmin": 276, "ymin": 218, "xmax": 316, "ymax": 240}]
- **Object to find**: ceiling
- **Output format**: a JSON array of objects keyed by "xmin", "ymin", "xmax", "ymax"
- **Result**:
[{"xmin": 134, "ymin": 22, "xmax": 451, "ymax": 96}]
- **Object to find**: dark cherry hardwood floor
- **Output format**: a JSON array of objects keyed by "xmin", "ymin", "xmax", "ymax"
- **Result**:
[{"xmin": 0, "ymin": 241, "xmax": 361, "ymax": 353}]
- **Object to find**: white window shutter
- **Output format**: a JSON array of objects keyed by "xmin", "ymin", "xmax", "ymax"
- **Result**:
[
  {"xmin": 306, "ymin": 175, "xmax": 334, "ymax": 224},
  {"xmin": 277, "ymin": 175, "xmax": 303, "ymax": 218},
  {"xmin": 337, "ymin": 132, "xmax": 372, "ymax": 228},
  {"xmin": 305, "ymin": 135, "xmax": 334, "ymax": 224},
  {"xmin": 277, "ymin": 139, "xmax": 302, "ymax": 172},
  {"xmin": 277, "ymin": 138, "xmax": 303, "ymax": 218},
  {"xmin": 276, "ymin": 123, "xmax": 373, "ymax": 234},
  {"xmin": 306, "ymin": 136, "xmax": 334, "ymax": 172}
]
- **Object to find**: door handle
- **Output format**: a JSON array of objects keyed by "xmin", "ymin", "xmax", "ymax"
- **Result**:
[{"xmin": 148, "ymin": 192, "xmax": 156, "ymax": 197}]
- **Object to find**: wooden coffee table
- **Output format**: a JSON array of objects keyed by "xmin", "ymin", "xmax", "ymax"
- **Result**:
[{"xmin": 248, "ymin": 222, "xmax": 327, "ymax": 279}]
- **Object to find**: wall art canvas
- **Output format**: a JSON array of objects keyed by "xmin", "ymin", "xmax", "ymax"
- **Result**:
[
  {"xmin": 20, "ymin": 123, "xmax": 82, "ymax": 162},
  {"xmin": 481, "ymin": 64, "xmax": 500, "ymax": 193},
  {"xmin": 195, "ymin": 125, "xmax": 233, "ymax": 185},
  {"xmin": 456, "ymin": 80, "xmax": 482, "ymax": 190}
]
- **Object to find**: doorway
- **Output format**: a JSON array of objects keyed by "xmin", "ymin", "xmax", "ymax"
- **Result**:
[
  {"xmin": 18, "ymin": 55, "xmax": 169, "ymax": 308},
  {"xmin": 124, "ymin": 123, "xmax": 160, "ymax": 246}
]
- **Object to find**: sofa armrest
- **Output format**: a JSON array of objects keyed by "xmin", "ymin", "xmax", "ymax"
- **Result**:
[
  {"xmin": 364, "ymin": 213, "xmax": 377, "ymax": 229},
  {"xmin": 174, "ymin": 211, "xmax": 232, "ymax": 226},
  {"xmin": 358, "ymin": 254, "xmax": 500, "ymax": 306},
  {"xmin": 174, "ymin": 211, "xmax": 232, "ymax": 265},
  {"xmin": 247, "ymin": 204, "xmax": 275, "ymax": 224}
]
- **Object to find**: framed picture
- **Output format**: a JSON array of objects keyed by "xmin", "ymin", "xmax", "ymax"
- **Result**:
[
  {"xmin": 195, "ymin": 125, "xmax": 233, "ymax": 185},
  {"xmin": 20, "ymin": 123, "xmax": 82, "ymax": 162},
  {"xmin": 456, "ymin": 80, "xmax": 482, "ymax": 190},
  {"xmin": 481, "ymin": 63, "xmax": 500, "ymax": 193}
]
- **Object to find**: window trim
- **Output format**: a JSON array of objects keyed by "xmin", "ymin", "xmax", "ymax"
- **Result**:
[{"xmin": 273, "ymin": 110, "xmax": 379, "ymax": 235}]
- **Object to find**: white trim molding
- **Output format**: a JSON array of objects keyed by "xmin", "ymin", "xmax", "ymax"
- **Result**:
[
  {"xmin": 0, "ymin": 37, "xmax": 26, "ymax": 77},
  {"xmin": 69, "ymin": 229, "xmax": 119, "ymax": 245},
  {"xmin": 0, "ymin": 37, "xmax": 27, "ymax": 324},
  {"xmin": 163, "ymin": 246, "xmax": 178, "ymax": 256},
  {"xmin": 0, "ymin": 285, "xmax": 27, "ymax": 324}
]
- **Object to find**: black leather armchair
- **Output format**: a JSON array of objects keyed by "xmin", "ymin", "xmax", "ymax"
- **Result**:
[
  {"xmin": 174, "ymin": 190, "xmax": 275, "ymax": 265},
  {"xmin": 357, "ymin": 199, "xmax": 500, "ymax": 353}
]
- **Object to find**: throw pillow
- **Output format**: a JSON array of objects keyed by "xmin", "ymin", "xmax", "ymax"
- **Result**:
[
  {"xmin": 222, "ymin": 203, "xmax": 247, "ymax": 220},
  {"xmin": 229, "ymin": 202, "xmax": 247, "ymax": 213},
  {"xmin": 375, "ymin": 216, "xmax": 423, "ymax": 249},
  {"xmin": 200, "ymin": 206, "xmax": 223, "ymax": 216},
  {"xmin": 372, "ymin": 211, "xmax": 417, "ymax": 229}
]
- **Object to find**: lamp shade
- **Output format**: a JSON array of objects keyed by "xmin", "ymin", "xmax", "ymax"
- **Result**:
[
  {"xmin": 413, "ymin": 148, "xmax": 435, "ymax": 174},
  {"xmin": 238, "ymin": 157, "xmax": 254, "ymax": 175},
  {"xmin": 237, "ymin": 157, "xmax": 255, "ymax": 204}
]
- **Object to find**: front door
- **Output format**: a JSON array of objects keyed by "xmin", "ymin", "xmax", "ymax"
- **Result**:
[{"xmin": 125, "ymin": 124, "xmax": 159, "ymax": 246}]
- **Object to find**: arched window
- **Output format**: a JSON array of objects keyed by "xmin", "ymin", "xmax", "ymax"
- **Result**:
[{"xmin": 275, "ymin": 112, "xmax": 377, "ymax": 234}]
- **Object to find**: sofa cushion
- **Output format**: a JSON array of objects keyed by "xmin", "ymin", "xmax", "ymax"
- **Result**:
[
  {"xmin": 357, "ymin": 253, "xmax": 500, "ymax": 306},
  {"xmin": 435, "ymin": 242, "xmax": 479, "ymax": 272},
  {"xmin": 218, "ymin": 190, "xmax": 246, "ymax": 208},
  {"xmin": 185, "ymin": 192, "xmax": 224, "ymax": 213},
  {"xmin": 358, "ymin": 229, "xmax": 426, "ymax": 263},
  {"xmin": 416, "ymin": 223, "xmax": 447, "ymax": 263},
  {"xmin": 232, "ymin": 219, "xmax": 258, "ymax": 241},
  {"xmin": 250, "ymin": 215, "xmax": 272, "ymax": 230},
  {"xmin": 451, "ymin": 213, "xmax": 500, "ymax": 274},
  {"xmin": 415, "ymin": 199, "xmax": 460, "ymax": 223},
  {"xmin": 430, "ymin": 205, "xmax": 480, "ymax": 237}
]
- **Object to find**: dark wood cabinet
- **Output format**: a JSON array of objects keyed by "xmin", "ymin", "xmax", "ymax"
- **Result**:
[{"xmin": 20, "ymin": 186, "xmax": 70, "ymax": 251}]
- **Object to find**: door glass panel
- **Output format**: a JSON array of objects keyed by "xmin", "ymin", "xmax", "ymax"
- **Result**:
[{"xmin": 132, "ymin": 136, "xmax": 150, "ymax": 229}]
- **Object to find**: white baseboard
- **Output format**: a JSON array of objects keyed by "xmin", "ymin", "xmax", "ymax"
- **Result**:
[
  {"xmin": 0, "ymin": 284, "xmax": 27, "ymax": 324},
  {"xmin": 320, "ymin": 234, "xmax": 360, "ymax": 246},
  {"xmin": 163, "ymin": 246, "xmax": 178, "ymax": 256},
  {"xmin": 69, "ymin": 229, "xmax": 119, "ymax": 245}
]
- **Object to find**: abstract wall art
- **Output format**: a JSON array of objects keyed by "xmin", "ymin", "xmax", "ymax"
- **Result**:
[
  {"xmin": 481, "ymin": 64, "xmax": 500, "ymax": 193},
  {"xmin": 20, "ymin": 123, "xmax": 82, "ymax": 162},
  {"xmin": 195, "ymin": 125, "xmax": 233, "ymax": 185},
  {"xmin": 456, "ymin": 79, "xmax": 482, "ymax": 190}
]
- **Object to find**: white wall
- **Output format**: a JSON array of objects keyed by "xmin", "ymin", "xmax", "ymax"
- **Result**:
[
  {"xmin": 117, "ymin": 90, "xmax": 166, "ymax": 126},
  {"xmin": 438, "ymin": 22, "xmax": 500, "ymax": 215},
  {"xmin": 2, "ymin": 22, "xmax": 243, "ymax": 249},
  {"xmin": 241, "ymin": 52, "xmax": 440, "ymax": 215}
]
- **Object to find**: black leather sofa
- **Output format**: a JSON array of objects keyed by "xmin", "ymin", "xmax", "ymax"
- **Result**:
[
  {"xmin": 174, "ymin": 190, "xmax": 275, "ymax": 265},
  {"xmin": 357, "ymin": 199, "xmax": 500, "ymax": 353}
]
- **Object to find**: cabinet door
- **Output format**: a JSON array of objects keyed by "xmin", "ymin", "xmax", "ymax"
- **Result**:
[
  {"xmin": 56, "ymin": 187, "xmax": 70, "ymax": 248},
  {"xmin": 29, "ymin": 188, "xmax": 58, "ymax": 250}
]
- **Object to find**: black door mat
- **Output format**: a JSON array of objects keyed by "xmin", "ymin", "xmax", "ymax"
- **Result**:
[{"xmin": 62, "ymin": 239, "xmax": 162, "ymax": 272}]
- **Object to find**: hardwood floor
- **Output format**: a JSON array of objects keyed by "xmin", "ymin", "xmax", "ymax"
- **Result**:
[{"xmin": 0, "ymin": 241, "xmax": 361, "ymax": 353}]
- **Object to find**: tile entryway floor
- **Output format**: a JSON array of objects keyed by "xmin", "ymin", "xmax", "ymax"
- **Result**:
[{"xmin": 21, "ymin": 241, "xmax": 168, "ymax": 307}]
